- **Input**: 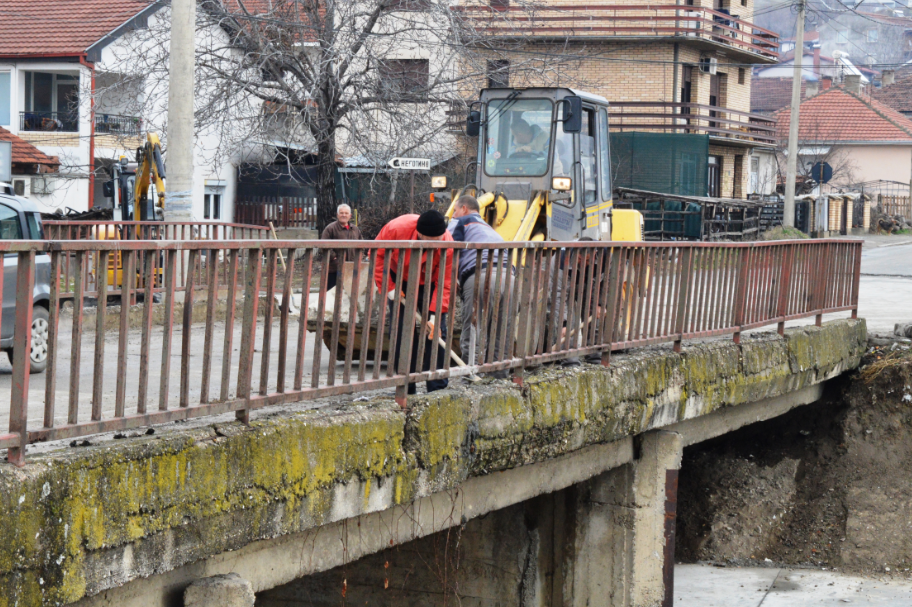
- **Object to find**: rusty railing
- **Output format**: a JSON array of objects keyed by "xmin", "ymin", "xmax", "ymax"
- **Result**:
[
  {"xmin": 0, "ymin": 239, "xmax": 861, "ymax": 464},
  {"xmin": 454, "ymin": 4, "xmax": 780, "ymax": 61},
  {"xmin": 609, "ymin": 102, "xmax": 778, "ymax": 146},
  {"xmin": 42, "ymin": 221, "xmax": 270, "ymax": 300}
]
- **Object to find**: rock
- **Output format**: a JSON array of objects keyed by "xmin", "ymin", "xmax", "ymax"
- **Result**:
[
  {"xmin": 894, "ymin": 323, "xmax": 912, "ymax": 339},
  {"xmin": 184, "ymin": 573, "xmax": 255, "ymax": 607}
]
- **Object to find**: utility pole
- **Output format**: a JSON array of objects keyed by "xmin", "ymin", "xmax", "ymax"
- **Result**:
[
  {"xmin": 783, "ymin": 0, "xmax": 806, "ymax": 229},
  {"xmin": 165, "ymin": 0, "xmax": 196, "ymax": 220}
]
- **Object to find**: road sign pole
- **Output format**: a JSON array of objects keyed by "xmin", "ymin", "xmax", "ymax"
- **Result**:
[{"xmin": 410, "ymin": 171, "xmax": 415, "ymax": 213}]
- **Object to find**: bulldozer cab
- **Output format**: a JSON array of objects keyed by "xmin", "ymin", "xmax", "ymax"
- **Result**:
[{"xmin": 460, "ymin": 87, "xmax": 621, "ymax": 242}]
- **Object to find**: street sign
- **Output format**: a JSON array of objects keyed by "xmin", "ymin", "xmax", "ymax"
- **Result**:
[
  {"xmin": 0, "ymin": 141, "xmax": 11, "ymax": 183},
  {"xmin": 810, "ymin": 161, "xmax": 833, "ymax": 184},
  {"xmin": 388, "ymin": 157, "xmax": 430, "ymax": 170}
]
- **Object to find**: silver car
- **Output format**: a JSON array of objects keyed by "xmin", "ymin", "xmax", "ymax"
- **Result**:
[{"xmin": 0, "ymin": 193, "xmax": 51, "ymax": 373}]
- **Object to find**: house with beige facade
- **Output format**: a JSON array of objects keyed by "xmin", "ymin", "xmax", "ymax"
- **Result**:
[
  {"xmin": 456, "ymin": 0, "xmax": 780, "ymax": 198},
  {"xmin": 774, "ymin": 78, "xmax": 912, "ymax": 192}
]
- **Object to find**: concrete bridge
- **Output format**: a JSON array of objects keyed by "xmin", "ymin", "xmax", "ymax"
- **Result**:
[{"xmin": 0, "ymin": 318, "xmax": 865, "ymax": 607}]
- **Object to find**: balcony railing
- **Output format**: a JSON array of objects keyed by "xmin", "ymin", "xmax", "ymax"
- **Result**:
[
  {"xmin": 95, "ymin": 114, "xmax": 143, "ymax": 136},
  {"xmin": 609, "ymin": 102, "xmax": 778, "ymax": 145},
  {"xmin": 454, "ymin": 4, "xmax": 779, "ymax": 61},
  {"xmin": 19, "ymin": 111, "xmax": 79, "ymax": 133}
]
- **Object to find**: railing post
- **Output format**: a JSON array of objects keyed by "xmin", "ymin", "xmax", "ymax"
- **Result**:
[
  {"xmin": 732, "ymin": 246, "xmax": 751, "ymax": 344},
  {"xmin": 8, "ymin": 251, "xmax": 35, "ymax": 467},
  {"xmin": 672, "ymin": 247, "xmax": 694, "ymax": 352},
  {"xmin": 395, "ymin": 249, "xmax": 423, "ymax": 409},
  {"xmin": 851, "ymin": 242, "xmax": 862, "ymax": 319},
  {"xmin": 237, "ymin": 249, "xmax": 262, "ymax": 423},
  {"xmin": 776, "ymin": 245, "xmax": 794, "ymax": 336}
]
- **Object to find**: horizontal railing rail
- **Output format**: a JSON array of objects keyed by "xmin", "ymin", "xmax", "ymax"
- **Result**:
[
  {"xmin": 454, "ymin": 4, "xmax": 780, "ymax": 60},
  {"xmin": 0, "ymin": 239, "xmax": 861, "ymax": 464},
  {"xmin": 609, "ymin": 102, "xmax": 778, "ymax": 145},
  {"xmin": 42, "ymin": 221, "xmax": 271, "ymax": 300}
]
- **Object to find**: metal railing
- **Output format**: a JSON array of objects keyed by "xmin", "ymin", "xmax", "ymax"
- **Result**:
[
  {"xmin": 20, "ymin": 111, "xmax": 79, "ymax": 133},
  {"xmin": 42, "ymin": 221, "xmax": 271, "ymax": 300},
  {"xmin": 610, "ymin": 102, "xmax": 778, "ymax": 146},
  {"xmin": 94, "ymin": 114, "xmax": 143, "ymax": 136},
  {"xmin": 235, "ymin": 196, "xmax": 318, "ymax": 229},
  {"xmin": 454, "ymin": 4, "xmax": 780, "ymax": 61},
  {"xmin": 0, "ymin": 239, "xmax": 861, "ymax": 465}
]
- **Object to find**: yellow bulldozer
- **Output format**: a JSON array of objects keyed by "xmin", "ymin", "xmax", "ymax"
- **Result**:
[{"xmin": 437, "ymin": 87, "xmax": 643, "ymax": 242}]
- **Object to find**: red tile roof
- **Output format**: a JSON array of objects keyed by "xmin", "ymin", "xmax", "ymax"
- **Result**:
[
  {"xmin": 0, "ymin": 0, "xmax": 152, "ymax": 57},
  {"xmin": 774, "ymin": 86, "xmax": 912, "ymax": 142},
  {"xmin": 752, "ymin": 77, "xmax": 808, "ymax": 114},
  {"xmin": 871, "ymin": 75, "xmax": 912, "ymax": 114},
  {"xmin": 0, "ymin": 128, "xmax": 60, "ymax": 168}
]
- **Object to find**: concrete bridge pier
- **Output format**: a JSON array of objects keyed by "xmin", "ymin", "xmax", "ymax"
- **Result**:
[
  {"xmin": 183, "ymin": 574, "xmax": 254, "ymax": 607},
  {"xmin": 559, "ymin": 431, "xmax": 684, "ymax": 607}
]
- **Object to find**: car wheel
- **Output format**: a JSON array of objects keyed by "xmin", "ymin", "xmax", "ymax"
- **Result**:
[
  {"xmin": 9, "ymin": 307, "xmax": 50, "ymax": 374},
  {"xmin": 29, "ymin": 307, "xmax": 49, "ymax": 374}
]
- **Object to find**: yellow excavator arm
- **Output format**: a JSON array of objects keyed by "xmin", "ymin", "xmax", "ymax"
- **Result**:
[{"xmin": 134, "ymin": 133, "xmax": 166, "ymax": 218}]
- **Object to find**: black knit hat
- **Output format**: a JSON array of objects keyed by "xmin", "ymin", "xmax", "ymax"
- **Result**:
[{"xmin": 416, "ymin": 210, "xmax": 448, "ymax": 237}]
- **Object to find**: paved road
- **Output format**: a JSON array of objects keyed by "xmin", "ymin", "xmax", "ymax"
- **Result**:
[
  {"xmin": 677, "ymin": 564, "xmax": 912, "ymax": 606},
  {"xmin": 856, "ymin": 240, "xmax": 912, "ymax": 334}
]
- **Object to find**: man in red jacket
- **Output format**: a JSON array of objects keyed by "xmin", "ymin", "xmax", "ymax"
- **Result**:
[{"xmin": 375, "ymin": 210, "xmax": 453, "ymax": 394}]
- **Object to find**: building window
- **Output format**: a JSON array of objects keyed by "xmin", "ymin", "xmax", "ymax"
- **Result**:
[
  {"xmin": 486, "ymin": 60, "xmax": 510, "ymax": 88},
  {"xmin": 204, "ymin": 190, "xmax": 222, "ymax": 220},
  {"xmin": 738, "ymin": 68, "xmax": 745, "ymax": 84},
  {"xmin": 0, "ymin": 72, "xmax": 9, "ymax": 126},
  {"xmin": 378, "ymin": 59, "xmax": 429, "ymax": 102},
  {"xmin": 490, "ymin": 0, "xmax": 509, "ymax": 10},
  {"xmin": 22, "ymin": 71, "xmax": 79, "ymax": 131},
  {"xmin": 836, "ymin": 29, "xmax": 849, "ymax": 44},
  {"xmin": 866, "ymin": 29, "xmax": 879, "ymax": 43}
]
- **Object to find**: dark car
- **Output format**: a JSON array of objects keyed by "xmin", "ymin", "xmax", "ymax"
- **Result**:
[{"xmin": 0, "ymin": 192, "xmax": 51, "ymax": 373}]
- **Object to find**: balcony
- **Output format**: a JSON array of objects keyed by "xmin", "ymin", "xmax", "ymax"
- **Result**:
[
  {"xmin": 95, "ymin": 114, "xmax": 143, "ymax": 136},
  {"xmin": 20, "ymin": 111, "xmax": 79, "ymax": 133},
  {"xmin": 454, "ymin": 4, "xmax": 779, "ymax": 62},
  {"xmin": 609, "ymin": 102, "xmax": 777, "ymax": 146}
]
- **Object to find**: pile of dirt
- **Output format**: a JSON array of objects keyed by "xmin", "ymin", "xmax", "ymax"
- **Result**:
[{"xmin": 676, "ymin": 342, "xmax": 912, "ymax": 575}]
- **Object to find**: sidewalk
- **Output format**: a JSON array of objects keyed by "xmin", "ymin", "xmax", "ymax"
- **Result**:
[{"xmin": 676, "ymin": 564, "xmax": 912, "ymax": 606}]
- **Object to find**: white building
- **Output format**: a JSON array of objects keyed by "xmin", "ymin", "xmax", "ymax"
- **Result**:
[{"xmin": 0, "ymin": 0, "xmax": 260, "ymax": 221}]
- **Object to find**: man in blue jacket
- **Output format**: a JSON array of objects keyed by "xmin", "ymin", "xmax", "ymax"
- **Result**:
[{"xmin": 449, "ymin": 195, "xmax": 512, "ymax": 377}]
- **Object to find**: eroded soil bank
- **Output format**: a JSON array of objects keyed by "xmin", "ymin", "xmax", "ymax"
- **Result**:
[{"xmin": 676, "ymin": 342, "xmax": 912, "ymax": 575}]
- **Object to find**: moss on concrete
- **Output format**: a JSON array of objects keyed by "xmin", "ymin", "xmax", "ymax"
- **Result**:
[{"xmin": 0, "ymin": 320, "xmax": 866, "ymax": 605}]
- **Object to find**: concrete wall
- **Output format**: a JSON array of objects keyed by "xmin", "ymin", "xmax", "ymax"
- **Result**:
[{"xmin": 0, "ymin": 320, "xmax": 864, "ymax": 606}]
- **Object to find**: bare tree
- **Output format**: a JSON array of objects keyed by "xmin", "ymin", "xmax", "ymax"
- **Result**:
[
  {"xmin": 91, "ymin": 0, "xmax": 589, "ymax": 229},
  {"xmin": 775, "ymin": 113, "xmax": 858, "ymax": 196}
]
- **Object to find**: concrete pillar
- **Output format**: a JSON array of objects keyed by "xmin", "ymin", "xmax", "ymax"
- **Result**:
[
  {"xmin": 165, "ymin": 0, "xmax": 196, "ymax": 220},
  {"xmin": 184, "ymin": 573, "xmax": 255, "ymax": 607},
  {"xmin": 562, "ymin": 431, "xmax": 683, "ymax": 607}
]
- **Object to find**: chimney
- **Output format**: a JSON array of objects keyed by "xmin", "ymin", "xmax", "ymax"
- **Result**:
[
  {"xmin": 845, "ymin": 74, "xmax": 862, "ymax": 94},
  {"xmin": 813, "ymin": 46, "xmax": 821, "ymax": 77},
  {"xmin": 806, "ymin": 80, "xmax": 820, "ymax": 97},
  {"xmin": 883, "ymin": 69, "xmax": 896, "ymax": 86},
  {"xmin": 821, "ymin": 75, "xmax": 833, "ymax": 90}
]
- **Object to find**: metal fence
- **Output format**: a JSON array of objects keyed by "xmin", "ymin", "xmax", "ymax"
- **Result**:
[
  {"xmin": 0, "ymin": 239, "xmax": 861, "ymax": 465},
  {"xmin": 42, "ymin": 221, "xmax": 270, "ymax": 300},
  {"xmin": 235, "ymin": 196, "xmax": 318, "ymax": 229}
]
